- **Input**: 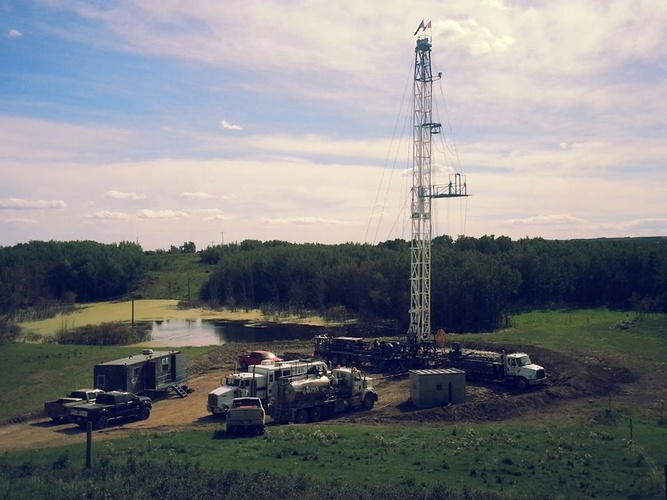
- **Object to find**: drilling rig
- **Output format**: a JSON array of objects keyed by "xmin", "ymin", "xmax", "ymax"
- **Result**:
[{"xmin": 406, "ymin": 30, "xmax": 468, "ymax": 359}]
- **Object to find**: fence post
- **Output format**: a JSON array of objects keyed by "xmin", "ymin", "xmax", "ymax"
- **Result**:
[{"xmin": 86, "ymin": 422, "xmax": 93, "ymax": 469}]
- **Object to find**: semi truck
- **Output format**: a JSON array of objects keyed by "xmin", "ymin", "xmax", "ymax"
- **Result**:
[
  {"xmin": 206, "ymin": 359, "xmax": 328, "ymax": 416},
  {"xmin": 447, "ymin": 343, "xmax": 547, "ymax": 389},
  {"xmin": 269, "ymin": 366, "xmax": 378, "ymax": 424}
]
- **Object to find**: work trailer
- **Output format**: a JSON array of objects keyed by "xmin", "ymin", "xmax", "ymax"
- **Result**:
[{"xmin": 93, "ymin": 349, "xmax": 188, "ymax": 397}]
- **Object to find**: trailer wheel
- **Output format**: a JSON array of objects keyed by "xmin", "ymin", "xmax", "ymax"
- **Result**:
[
  {"xmin": 309, "ymin": 406, "xmax": 322, "ymax": 422},
  {"xmin": 516, "ymin": 378, "xmax": 528, "ymax": 390},
  {"xmin": 295, "ymin": 409, "xmax": 309, "ymax": 424},
  {"xmin": 138, "ymin": 407, "xmax": 151, "ymax": 420},
  {"xmin": 94, "ymin": 415, "xmax": 109, "ymax": 430},
  {"xmin": 363, "ymin": 395, "xmax": 375, "ymax": 409}
]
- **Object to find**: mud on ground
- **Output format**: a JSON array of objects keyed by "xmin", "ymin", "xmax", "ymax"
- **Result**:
[{"xmin": 0, "ymin": 341, "xmax": 639, "ymax": 452}]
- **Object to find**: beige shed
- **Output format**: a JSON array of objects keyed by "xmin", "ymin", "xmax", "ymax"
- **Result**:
[{"xmin": 409, "ymin": 368, "xmax": 466, "ymax": 408}]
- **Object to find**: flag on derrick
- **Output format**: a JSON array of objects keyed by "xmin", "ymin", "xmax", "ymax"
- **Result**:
[{"xmin": 413, "ymin": 19, "xmax": 432, "ymax": 35}]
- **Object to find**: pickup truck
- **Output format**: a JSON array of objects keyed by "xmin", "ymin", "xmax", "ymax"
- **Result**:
[
  {"xmin": 69, "ymin": 391, "xmax": 152, "ymax": 430},
  {"xmin": 237, "ymin": 350, "xmax": 282, "ymax": 371},
  {"xmin": 226, "ymin": 397, "xmax": 265, "ymax": 435},
  {"xmin": 44, "ymin": 389, "xmax": 104, "ymax": 422}
]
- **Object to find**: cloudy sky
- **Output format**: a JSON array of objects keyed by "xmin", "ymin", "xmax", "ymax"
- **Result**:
[{"xmin": 2, "ymin": 1, "xmax": 666, "ymax": 251}]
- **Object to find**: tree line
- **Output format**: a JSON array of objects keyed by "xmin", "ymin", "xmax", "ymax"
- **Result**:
[
  {"xmin": 198, "ymin": 235, "xmax": 667, "ymax": 331},
  {"xmin": 1, "ymin": 236, "xmax": 666, "ymax": 332}
]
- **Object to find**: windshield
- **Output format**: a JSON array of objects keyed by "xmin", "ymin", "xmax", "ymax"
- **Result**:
[
  {"xmin": 516, "ymin": 355, "xmax": 531, "ymax": 367},
  {"xmin": 225, "ymin": 378, "xmax": 241, "ymax": 387}
]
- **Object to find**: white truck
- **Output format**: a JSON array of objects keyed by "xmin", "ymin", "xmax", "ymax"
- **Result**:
[
  {"xmin": 448, "ymin": 343, "xmax": 547, "ymax": 389},
  {"xmin": 226, "ymin": 397, "xmax": 265, "ymax": 435},
  {"xmin": 207, "ymin": 359, "xmax": 329, "ymax": 416},
  {"xmin": 270, "ymin": 366, "xmax": 378, "ymax": 424}
]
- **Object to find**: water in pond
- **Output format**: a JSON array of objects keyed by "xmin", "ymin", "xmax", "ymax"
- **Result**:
[{"xmin": 147, "ymin": 318, "xmax": 326, "ymax": 347}]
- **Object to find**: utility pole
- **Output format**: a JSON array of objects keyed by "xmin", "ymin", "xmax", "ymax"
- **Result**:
[{"xmin": 220, "ymin": 232, "xmax": 224, "ymax": 246}]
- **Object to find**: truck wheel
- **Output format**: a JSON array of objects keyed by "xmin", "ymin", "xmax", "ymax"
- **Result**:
[
  {"xmin": 94, "ymin": 415, "xmax": 109, "ymax": 430},
  {"xmin": 363, "ymin": 395, "xmax": 375, "ymax": 409},
  {"xmin": 309, "ymin": 406, "xmax": 322, "ymax": 422},
  {"xmin": 295, "ymin": 409, "xmax": 309, "ymax": 424},
  {"xmin": 139, "ymin": 407, "xmax": 151, "ymax": 420},
  {"xmin": 516, "ymin": 378, "xmax": 528, "ymax": 390},
  {"xmin": 341, "ymin": 356, "xmax": 348, "ymax": 366}
]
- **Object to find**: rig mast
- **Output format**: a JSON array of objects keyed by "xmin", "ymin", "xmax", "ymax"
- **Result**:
[{"xmin": 407, "ymin": 34, "xmax": 468, "ymax": 354}]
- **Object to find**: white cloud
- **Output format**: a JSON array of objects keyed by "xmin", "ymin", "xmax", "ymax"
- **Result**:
[
  {"xmin": 7, "ymin": 29, "xmax": 21, "ymax": 38},
  {"xmin": 0, "ymin": 198, "xmax": 66, "ymax": 210},
  {"xmin": 91, "ymin": 211, "xmax": 131, "ymax": 220},
  {"xmin": 105, "ymin": 190, "xmax": 146, "ymax": 200},
  {"xmin": 260, "ymin": 216, "xmax": 347, "ymax": 226},
  {"xmin": 136, "ymin": 209, "xmax": 188, "ymax": 219},
  {"xmin": 220, "ymin": 120, "xmax": 242, "ymax": 131},
  {"xmin": 503, "ymin": 214, "xmax": 587, "ymax": 226},
  {"xmin": 182, "ymin": 191, "xmax": 215, "ymax": 199}
]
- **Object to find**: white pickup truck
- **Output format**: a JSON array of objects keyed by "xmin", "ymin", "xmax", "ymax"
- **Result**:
[
  {"xmin": 226, "ymin": 397, "xmax": 265, "ymax": 436},
  {"xmin": 44, "ymin": 388, "xmax": 104, "ymax": 422}
]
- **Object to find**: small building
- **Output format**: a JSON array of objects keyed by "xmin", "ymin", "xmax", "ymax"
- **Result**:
[
  {"xmin": 94, "ymin": 349, "xmax": 187, "ymax": 396},
  {"xmin": 409, "ymin": 368, "xmax": 466, "ymax": 408}
]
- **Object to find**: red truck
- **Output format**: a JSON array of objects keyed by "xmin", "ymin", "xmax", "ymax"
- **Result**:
[{"xmin": 237, "ymin": 350, "xmax": 282, "ymax": 370}]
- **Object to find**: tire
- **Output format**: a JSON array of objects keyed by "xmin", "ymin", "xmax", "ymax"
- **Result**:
[
  {"xmin": 363, "ymin": 395, "xmax": 375, "ymax": 409},
  {"xmin": 94, "ymin": 415, "xmax": 109, "ymax": 430},
  {"xmin": 341, "ymin": 357, "xmax": 348, "ymax": 366},
  {"xmin": 516, "ymin": 378, "xmax": 528, "ymax": 390},
  {"xmin": 139, "ymin": 407, "xmax": 151, "ymax": 420},
  {"xmin": 331, "ymin": 356, "xmax": 339, "ymax": 365},
  {"xmin": 310, "ymin": 406, "xmax": 323, "ymax": 422},
  {"xmin": 295, "ymin": 409, "xmax": 309, "ymax": 424}
]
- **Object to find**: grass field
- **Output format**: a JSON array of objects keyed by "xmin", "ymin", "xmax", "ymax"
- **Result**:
[
  {"xmin": 0, "ymin": 420, "xmax": 665, "ymax": 499},
  {"xmin": 1, "ymin": 308, "xmax": 666, "ymax": 499}
]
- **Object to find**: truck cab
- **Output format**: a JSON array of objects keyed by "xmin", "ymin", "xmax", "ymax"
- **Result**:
[
  {"xmin": 207, "ymin": 372, "xmax": 266, "ymax": 415},
  {"xmin": 503, "ymin": 352, "xmax": 546, "ymax": 388}
]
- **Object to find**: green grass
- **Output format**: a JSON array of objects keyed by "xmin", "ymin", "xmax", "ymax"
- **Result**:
[
  {"xmin": 461, "ymin": 309, "xmax": 667, "ymax": 362},
  {"xmin": 139, "ymin": 252, "xmax": 216, "ymax": 301},
  {"xmin": 0, "ymin": 344, "xmax": 215, "ymax": 422},
  {"xmin": 1, "ymin": 421, "xmax": 664, "ymax": 499}
]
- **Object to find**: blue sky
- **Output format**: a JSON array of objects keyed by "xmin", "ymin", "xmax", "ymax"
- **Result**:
[{"xmin": 1, "ymin": 0, "xmax": 666, "ymax": 251}]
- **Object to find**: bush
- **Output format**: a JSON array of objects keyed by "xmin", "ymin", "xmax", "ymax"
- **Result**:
[{"xmin": 55, "ymin": 322, "xmax": 150, "ymax": 345}]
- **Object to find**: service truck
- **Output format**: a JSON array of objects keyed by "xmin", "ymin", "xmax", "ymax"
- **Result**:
[
  {"xmin": 447, "ymin": 343, "xmax": 546, "ymax": 389},
  {"xmin": 44, "ymin": 388, "xmax": 104, "ymax": 422},
  {"xmin": 225, "ymin": 397, "xmax": 265, "ymax": 435},
  {"xmin": 269, "ymin": 366, "xmax": 378, "ymax": 424},
  {"xmin": 207, "ymin": 359, "xmax": 328, "ymax": 416}
]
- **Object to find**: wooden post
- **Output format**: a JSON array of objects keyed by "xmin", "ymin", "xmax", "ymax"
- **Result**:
[
  {"xmin": 86, "ymin": 421, "xmax": 93, "ymax": 468},
  {"xmin": 131, "ymin": 296, "xmax": 135, "ymax": 328}
]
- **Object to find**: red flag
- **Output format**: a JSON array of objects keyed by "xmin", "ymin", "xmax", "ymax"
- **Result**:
[{"xmin": 425, "ymin": 21, "xmax": 432, "ymax": 30}]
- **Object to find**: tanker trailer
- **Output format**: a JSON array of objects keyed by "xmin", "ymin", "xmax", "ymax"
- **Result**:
[{"xmin": 270, "ymin": 367, "xmax": 378, "ymax": 424}]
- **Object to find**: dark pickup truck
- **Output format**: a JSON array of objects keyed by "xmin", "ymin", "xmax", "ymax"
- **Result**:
[
  {"xmin": 69, "ymin": 391, "xmax": 152, "ymax": 430},
  {"xmin": 44, "ymin": 388, "xmax": 104, "ymax": 422}
]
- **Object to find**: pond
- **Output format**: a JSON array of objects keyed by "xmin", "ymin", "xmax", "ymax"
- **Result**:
[
  {"xmin": 147, "ymin": 319, "xmax": 400, "ymax": 347},
  {"xmin": 147, "ymin": 319, "xmax": 326, "ymax": 347}
]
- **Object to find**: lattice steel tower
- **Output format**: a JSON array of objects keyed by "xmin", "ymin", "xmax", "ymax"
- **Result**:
[{"xmin": 407, "ymin": 35, "xmax": 468, "ymax": 353}]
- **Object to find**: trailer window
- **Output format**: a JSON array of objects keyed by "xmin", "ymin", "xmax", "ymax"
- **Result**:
[
  {"xmin": 133, "ymin": 367, "xmax": 141, "ymax": 379},
  {"xmin": 162, "ymin": 358, "xmax": 170, "ymax": 372},
  {"xmin": 96, "ymin": 375, "xmax": 106, "ymax": 388}
]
